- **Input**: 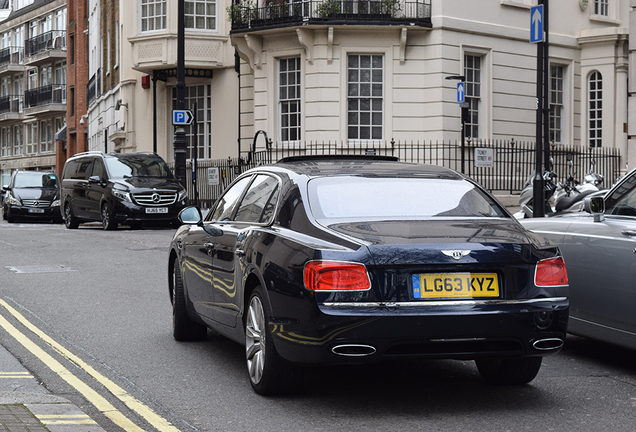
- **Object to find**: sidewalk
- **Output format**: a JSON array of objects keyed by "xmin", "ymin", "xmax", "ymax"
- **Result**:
[{"xmin": 0, "ymin": 344, "xmax": 106, "ymax": 432}]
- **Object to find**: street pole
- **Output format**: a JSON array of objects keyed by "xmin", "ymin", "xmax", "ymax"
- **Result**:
[
  {"xmin": 532, "ymin": 0, "xmax": 545, "ymax": 218},
  {"xmin": 446, "ymin": 74, "xmax": 467, "ymax": 174},
  {"xmin": 173, "ymin": 0, "xmax": 188, "ymax": 189},
  {"xmin": 543, "ymin": 0, "xmax": 551, "ymax": 173}
]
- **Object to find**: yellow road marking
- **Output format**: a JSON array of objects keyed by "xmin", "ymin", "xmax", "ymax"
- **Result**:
[
  {"xmin": 0, "ymin": 371, "xmax": 32, "ymax": 378},
  {"xmin": 0, "ymin": 299, "xmax": 180, "ymax": 432}
]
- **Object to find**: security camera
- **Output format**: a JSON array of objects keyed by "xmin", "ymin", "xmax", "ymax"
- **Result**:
[{"xmin": 79, "ymin": 117, "xmax": 85, "ymax": 125}]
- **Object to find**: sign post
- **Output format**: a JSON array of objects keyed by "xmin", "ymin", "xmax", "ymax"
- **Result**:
[{"xmin": 446, "ymin": 75, "xmax": 467, "ymax": 174}]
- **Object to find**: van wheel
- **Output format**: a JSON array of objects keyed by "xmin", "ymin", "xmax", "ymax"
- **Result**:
[
  {"xmin": 64, "ymin": 204, "xmax": 79, "ymax": 229},
  {"xmin": 101, "ymin": 202, "xmax": 118, "ymax": 230}
]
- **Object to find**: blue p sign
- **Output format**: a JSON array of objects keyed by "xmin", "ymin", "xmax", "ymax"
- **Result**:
[{"xmin": 173, "ymin": 109, "xmax": 194, "ymax": 125}]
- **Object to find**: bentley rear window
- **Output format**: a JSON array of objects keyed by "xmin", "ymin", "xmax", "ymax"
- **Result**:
[{"xmin": 308, "ymin": 176, "xmax": 505, "ymax": 220}]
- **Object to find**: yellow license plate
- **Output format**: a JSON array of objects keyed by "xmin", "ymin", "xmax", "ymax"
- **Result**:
[{"xmin": 412, "ymin": 273, "xmax": 499, "ymax": 299}]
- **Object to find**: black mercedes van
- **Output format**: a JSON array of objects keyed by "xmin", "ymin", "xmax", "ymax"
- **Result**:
[{"xmin": 60, "ymin": 152, "xmax": 188, "ymax": 230}]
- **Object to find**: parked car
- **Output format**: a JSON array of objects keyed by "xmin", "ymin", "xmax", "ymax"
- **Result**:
[
  {"xmin": 61, "ymin": 151, "xmax": 188, "ymax": 230},
  {"xmin": 521, "ymin": 167, "xmax": 636, "ymax": 351},
  {"xmin": 168, "ymin": 155, "xmax": 569, "ymax": 395},
  {"xmin": 2, "ymin": 170, "xmax": 62, "ymax": 223}
]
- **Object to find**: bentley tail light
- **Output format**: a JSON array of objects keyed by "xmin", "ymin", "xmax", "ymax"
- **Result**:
[
  {"xmin": 304, "ymin": 261, "xmax": 371, "ymax": 291},
  {"xmin": 535, "ymin": 257, "xmax": 569, "ymax": 287}
]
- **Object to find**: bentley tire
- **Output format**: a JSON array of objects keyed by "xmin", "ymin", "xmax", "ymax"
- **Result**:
[
  {"xmin": 245, "ymin": 285, "xmax": 291, "ymax": 395},
  {"xmin": 172, "ymin": 257, "xmax": 207, "ymax": 341}
]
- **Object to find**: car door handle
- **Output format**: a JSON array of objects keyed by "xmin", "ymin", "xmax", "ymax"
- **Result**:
[
  {"xmin": 204, "ymin": 243, "xmax": 215, "ymax": 256},
  {"xmin": 621, "ymin": 230, "xmax": 636, "ymax": 238},
  {"xmin": 235, "ymin": 249, "xmax": 246, "ymax": 257}
]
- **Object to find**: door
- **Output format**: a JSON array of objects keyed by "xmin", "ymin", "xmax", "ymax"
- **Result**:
[
  {"xmin": 85, "ymin": 157, "xmax": 107, "ymax": 221},
  {"xmin": 186, "ymin": 175, "xmax": 253, "ymax": 323},
  {"xmin": 561, "ymin": 171, "xmax": 636, "ymax": 334},
  {"xmin": 212, "ymin": 174, "xmax": 280, "ymax": 327}
]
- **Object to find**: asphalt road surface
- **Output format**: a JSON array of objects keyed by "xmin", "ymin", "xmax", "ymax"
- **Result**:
[{"xmin": 1, "ymin": 219, "xmax": 635, "ymax": 431}]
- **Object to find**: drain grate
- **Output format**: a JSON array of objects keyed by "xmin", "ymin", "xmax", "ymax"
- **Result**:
[{"xmin": 5, "ymin": 265, "xmax": 76, "ymax": 274}]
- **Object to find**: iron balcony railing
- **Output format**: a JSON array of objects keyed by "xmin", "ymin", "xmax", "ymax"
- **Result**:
[
  {"xmin": 87, "ymin": 68, "xmax": 102, "ymax": 107},
  {"xmin": 25, "ymin": 30, "xmax": 66, "ymax": 57},
  {"xmin": 0, "ymin": 94, "xmax": 23, "ymax": 114},
  {"xmin": 230, "ymin": 0, "xmax": 432, "ymax": 31},
  {"xmin": 0, "ymin": 46, "xmax": 23, "ymax": 66},
  {"xmin": 24, "ymin": 84, "xmax": 66, "ymax": 108}
]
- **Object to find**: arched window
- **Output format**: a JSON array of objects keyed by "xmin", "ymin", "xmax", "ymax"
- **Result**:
[{"xmin": 588, "ymin": 71, "xmax": 602, "ymax": 148}]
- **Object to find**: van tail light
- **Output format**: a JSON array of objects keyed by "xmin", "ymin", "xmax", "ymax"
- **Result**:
[
  {"xmin": 304, "ymin": 261, "xmax": 371, "ymax": 291},
  {"xmin": 535, "ymin": 257, "xmax": 569, "ymax": 287}
]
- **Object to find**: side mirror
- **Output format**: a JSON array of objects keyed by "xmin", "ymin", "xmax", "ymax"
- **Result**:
[
  {"xmin": 584, "ymin": 196, "xmax": 605, "ymax": 222},
  {"xmin": 88, "ymin": 175, "xmax": 101, "ymax": 184},
  {"xmin": 179, "ymin": 206, "xmax": 203, "ymax": 224},
  {"xmin": 179, "ymin": 206, "xmax": 223, "ymax": 236}
]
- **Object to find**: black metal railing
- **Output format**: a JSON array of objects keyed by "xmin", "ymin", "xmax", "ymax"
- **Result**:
[
  {"xmin": 25, "ymin": 30, "xmax": 66, "ymax": 57},
  {"xmin": 24, "ymin": 84, "xmax": 66, "ymax": 108},
  {"xmin": 230, "ymin": 0, "xmax": 432, "ymax": 31},
  {"xmin": 0, "ymin": 94, "xmax": 23, "ymax": 114},
  {"xmin": 0, "ymin": 46, "xmax": 23, "ymax": 66},
  {"xmin": 87, "ymin": 68, "xmax": 102, "ymax": 107},
  {"xmin": 171, "ymin": 140, "xmax": 622, "ymax": 208}
]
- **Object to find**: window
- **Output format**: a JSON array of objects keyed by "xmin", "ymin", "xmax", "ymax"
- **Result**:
[
  {"xmin": 589, "ymin": 71, "xmax": 602, "ymax": 147},
  {"xmin": 210, "ymin": 176, "xmax": 253, "ymax": 222},
  {"xmin": 550, "ymin": 65, "xmax": 564, "ymax": 144},
  {"xmin": 605, "ymin": 172, "xmax": 636, "ymax": 215},
  {"xmin": 70, "ymin": 35, "xmax": 75, "ymax": 64},
  {"xmin": 347, "ymin": 54, "xmax": 383, "ymax": 141},
  {"xmin": 185, "ymin": 0, "xmax": 217, "ymax": 30},
  {"xmin": 40, "ymin": 120, "xmax": 53, "ymax": 153},
  {"xmin": 13, "ymin": 125, "xmax": 22, "ymax": 156},
  {"xmin": 464, "ymin": 54, "xmax": 481, "ymax": 139},
  {"xmin": 25, "ymin": 122, "xmax": 37, "ymax": 154},
  {"xmin": 234, "ymin": 175, "xmax": 279, "ymax": 223},
  {"xmin": 55, "ymin": 8, "xmax": 67, "ymax": 31},
  {"xmin": 171, "ymin": 84, "xmax": 212, "ymax": 159},
  {"xmin": 15, "ymin": 0, "xmax": 35, "ymax": 10},
  {"xmin": 594, "ymin": 0, "xmax": 609, "ymax": 16},
  {"xmin": 115, "ymin": 20, "xmax": 119, "ymax": 68},
  {"xmin": 279, "ymin": 57, "xmax": 301, "ymax": 142},
  {"xmin": 1, "ymin": 32, "xmax": 9, "ymax": 49},
  {"xmin": 107, "ymin": 28, "xmax": 111, "ymax": 71},
  {"xmin": 39, "ymin": 66, "xmax": 51, "ymax": 87},
  {"xmin": 140, "ymin": 0, "xmax": 167, "ymax": 32},
  {"xmin": 0, "ymin": 127, "xmax": 10, "ymax": 157}
]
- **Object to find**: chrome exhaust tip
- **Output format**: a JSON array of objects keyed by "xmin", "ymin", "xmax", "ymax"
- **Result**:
[
  {"xmin": 331, "ymin": 344, "xmax": 377, "ymax": 357},
  {"xmin": 532, "ymin": 338, "xmax": 564, "ymax": 351}
]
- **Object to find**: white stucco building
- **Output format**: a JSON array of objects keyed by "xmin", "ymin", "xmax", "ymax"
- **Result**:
[{"xmin": 80, "ymin": 0, "xmax": 632, "ymax": 174}]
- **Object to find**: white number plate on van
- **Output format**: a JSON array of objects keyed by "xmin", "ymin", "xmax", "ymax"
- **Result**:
[{"xmin": 146, "ymin": 207, "xmax": 168, "ymax": 214}]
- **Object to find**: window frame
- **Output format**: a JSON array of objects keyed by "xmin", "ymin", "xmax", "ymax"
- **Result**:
[
  {"xmin": 278, "ymin": 56, "xmax": 302, "ymax": 144},
  {"xmin": 549, "ymin": 64, "xmax": 564, "ymax": 144},
  {"xmin": 346, "ymin": 53, "xmax": 384, "ymax": 143},
  {"xmin": 588, "ymin": 71, "xmax": 603, "ymax": 148},
  {"xmin": 139, "ymin": 0, "xmax": 167, "ymax": 33},
  {"xmin": 184, "ymin": 0, "xmax": 218, "ymax": 32}
]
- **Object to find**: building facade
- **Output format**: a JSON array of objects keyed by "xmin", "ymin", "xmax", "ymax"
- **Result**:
[
  {"xmin": 0, "ymin": 0, "xmax": 67, "ymax": 186},
  {"xmin": 232, "ymin": 0, "xmax": 631, "ymax": 169}
]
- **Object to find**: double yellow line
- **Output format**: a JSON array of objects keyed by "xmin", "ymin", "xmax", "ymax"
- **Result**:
[{"xmin": 0, "ymin": 299, "xmax": 180, "ymax": 432}]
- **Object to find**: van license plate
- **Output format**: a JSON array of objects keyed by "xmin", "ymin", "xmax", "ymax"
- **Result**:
[
  {"xmin": 146, "ymin": 207, "xmax": 168, "ymax": 214},
  {"xmin": 28, "ymin": 208, "xmax": 45, "ymax": 213}
]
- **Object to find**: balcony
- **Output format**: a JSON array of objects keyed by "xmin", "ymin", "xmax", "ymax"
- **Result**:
[
  {"xmin": 0, "ymin": 95, "xmax": 23, "ymax": 122},
  {"xmin": 230, "ymin": 0, "xmax": 432, "ymax": 32},
  {"xmin": 24, "ymin": 30, "xmax": 66, "ymax": 67},
  {"xmin": 24, "ymin": 84, "xmax": 66, "ymax": 116},
  {"xmin": 87, "ymin": 68, "xmax": 102, "ymax": 107},
  {"xmin": 0, "ymin": 47, "xmax": 24, "ymax": 75}
]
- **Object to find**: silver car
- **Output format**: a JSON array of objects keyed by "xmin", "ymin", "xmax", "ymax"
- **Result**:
[{"xmin": 521, "ymin": 167, "xmax": 636, "ymax": 350}]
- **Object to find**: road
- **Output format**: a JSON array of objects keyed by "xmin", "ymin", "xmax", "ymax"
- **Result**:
[{"xmin": 1, "ymin": 219, "xmax": 636, "ymax": 431}]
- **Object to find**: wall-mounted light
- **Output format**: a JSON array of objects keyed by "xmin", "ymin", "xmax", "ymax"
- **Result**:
[{"xmin": 115, "ymin": 99, "xmax": 128, "ymax": 110}]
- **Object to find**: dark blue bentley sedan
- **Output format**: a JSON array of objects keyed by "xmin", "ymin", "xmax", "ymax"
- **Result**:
[{"xmin": 168, "ymin": 156, "xmax": 569, "ymax": 395}]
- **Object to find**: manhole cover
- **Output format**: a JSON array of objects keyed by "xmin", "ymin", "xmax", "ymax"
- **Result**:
[{"xmin": 5, "ymin": 265, "xmax": 75, "ymax": 274}]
